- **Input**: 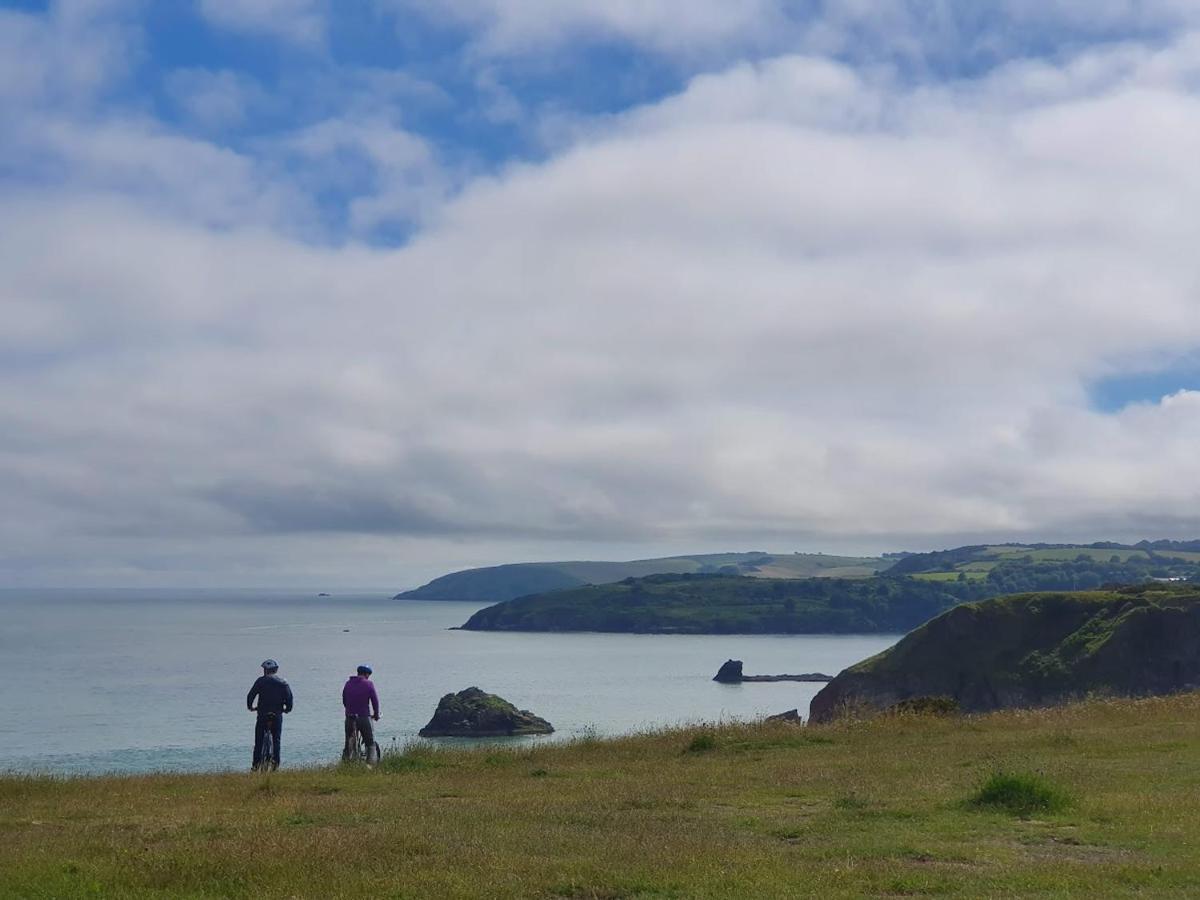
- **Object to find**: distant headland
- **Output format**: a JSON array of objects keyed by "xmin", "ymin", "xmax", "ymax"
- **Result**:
[{"xmin": 438, "ymin": 541, "xmax": 1200, "ymax": 635}]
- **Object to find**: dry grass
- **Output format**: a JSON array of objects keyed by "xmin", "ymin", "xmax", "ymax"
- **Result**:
[{"xmin": 5, "ymin": 693, "xmax": 1200, "ymax": 897}]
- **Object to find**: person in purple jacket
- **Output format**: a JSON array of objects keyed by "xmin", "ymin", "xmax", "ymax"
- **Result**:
[{"xmin": 342, "ymin": 664, "xmax": 380, "ymax": 760}]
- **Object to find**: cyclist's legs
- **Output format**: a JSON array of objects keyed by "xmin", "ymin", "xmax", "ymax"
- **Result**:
[
  {"xmin": 253, "ymin": 716, "xmax": 268, "ymax": 768},
  {"xmin": 267, "ymin": 714, "xmax": 282, "ymax": 767},
  {"xmin": 356, "ymin": 714, "xmax": 375, "ymax": 749},
  {"xmin": 343, "ymin": 715, "xmax": 356, "ymax": 759}
]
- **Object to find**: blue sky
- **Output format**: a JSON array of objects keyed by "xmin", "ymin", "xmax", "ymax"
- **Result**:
[
  {"xmin": 3, "ymin": 1, "xmax": 1200, "ymax": 586},
  {"xmin": 1092, "ymin": 361, "xmax": 1200, "ymax": 412}
]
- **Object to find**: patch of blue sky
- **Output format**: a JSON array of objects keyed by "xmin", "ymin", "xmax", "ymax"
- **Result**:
[
  {"xmin": 1090, "ymin": 360, "xmax": 1200, "ymax": 412},
  {"xmin": 134, "ymin": 4, "xmax": 682, "ymax": 159},
  {"xmin": 102, "ymin": 3, "xmax": 688, "ymax": 247}
]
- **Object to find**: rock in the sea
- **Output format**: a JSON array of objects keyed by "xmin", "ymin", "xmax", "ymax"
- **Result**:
[
  {"xmin": 713, "ymin": 659, "xmax": 832, "ymax": 683},
  {"xmin": 418, "ymin": 687, "xmax": 554, "ymax": 737},
  {"xmin": 810, "ymin": 587, "xmax": 1200, "ymax": 723},
  {"xmin": 765, "ymin": 708, "xmax": 802, "ymax": 724},
  {"xmin": 713, "ymin": 659, "xmax": 744, "ymax": 683}
]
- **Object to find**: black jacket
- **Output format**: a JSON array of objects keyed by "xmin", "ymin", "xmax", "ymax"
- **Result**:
[{"xmin": 247, "ymin": 674, "xmax": 294, "ymax": 715}]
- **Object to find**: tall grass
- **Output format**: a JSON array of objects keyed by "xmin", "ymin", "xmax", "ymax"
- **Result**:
[{"xmin": 970, "ymin": 771, "xmax": 1070, "ymax": 816}]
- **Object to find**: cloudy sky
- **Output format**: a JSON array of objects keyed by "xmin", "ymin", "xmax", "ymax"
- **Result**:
[{"xmin": 4, "ymin": 0, "xmax": 1200, "ymax": 588}]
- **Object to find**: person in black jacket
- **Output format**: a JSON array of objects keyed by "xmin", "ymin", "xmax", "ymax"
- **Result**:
[{"xmin": 247, "ymin": 659, "xmax": 294, "ymax": 770}]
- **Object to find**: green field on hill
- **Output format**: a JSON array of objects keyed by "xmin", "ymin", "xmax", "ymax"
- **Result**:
[
  {"xmin": 5, "ymin": 694, "xmax": 1200, "ymax": 898},
  {"xmin": 395, "ymin": 552, "xmax": 889, "ymax": 603}
]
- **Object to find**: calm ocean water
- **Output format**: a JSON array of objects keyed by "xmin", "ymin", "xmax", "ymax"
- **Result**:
[{"xmin": 0, "ymin": 589, "xmax": 898, "ymax": 775}]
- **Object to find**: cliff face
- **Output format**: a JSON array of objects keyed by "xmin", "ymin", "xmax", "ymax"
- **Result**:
[{"xmin": 809, "ymin": 588, "xmax": 1200, "ymax": 723}]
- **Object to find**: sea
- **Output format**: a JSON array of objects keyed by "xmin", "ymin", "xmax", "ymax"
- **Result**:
[{"xmin": 0, "ymin": 589, "xmax": 899, "ymax": 775}]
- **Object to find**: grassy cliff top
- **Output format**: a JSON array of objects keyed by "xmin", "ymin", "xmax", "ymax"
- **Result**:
[
  {"xmin": 847, "ymin": 584, "xmax": 1200, "ymax": 678},
  {"xmin": 6, "ymin": 693, "xmax": 1200, "ymax": 898}
]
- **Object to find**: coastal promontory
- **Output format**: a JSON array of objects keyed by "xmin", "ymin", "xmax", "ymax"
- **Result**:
[
  {"xmin": 810, "ymin": 585, "xmax": 1200, "ymax": 723},
  {"xmin": 459, "ymin": 573, "xmax": 968, "ymax": 634}
]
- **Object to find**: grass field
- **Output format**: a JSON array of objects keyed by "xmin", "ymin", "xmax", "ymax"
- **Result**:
[
  {"xmin": 980, "ymin": 547, "xmax": 1150, "ymax": 564},
  {"xmin": 911, "ymin": 571, "xmax": 988, "ymax": 582},
  {"xmin": 1157, "ymin": 550, "xmax": 1200, "ymax": 563},
  {"xmin": 5, "ymin": 694, "xmax": 1200, "ymax": 898}
]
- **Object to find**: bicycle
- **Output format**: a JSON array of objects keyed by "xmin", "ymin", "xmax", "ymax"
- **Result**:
[
  {"xmin": 253, "ymin": 709, "xmax": 280, "ymax": 772},
  {"xmin": 344, "ymin": 715, "xmax": 381, "ymax": 765}
]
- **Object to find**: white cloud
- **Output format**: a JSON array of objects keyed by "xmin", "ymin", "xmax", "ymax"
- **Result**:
[
  {"xmin": 166, "ymin": 68, "xmax": 266, "ymax": 130},
  {"xmin": 8, "ymin": 115, "xmax": 305, "ymax": 229},
  {"xmin": 278, "ymin": 117, "xmax": 448, "ymax": 234},
  {"xmin": 196, "ymin": 0, "xmax": 327, "ymax": 46},
  {"xmin": 0, "ymin": 2, "xmax": 140, "ymax": 108},
  {"xmin": 7, "ymin": 11, "xmax": 1200, "ymax": 585}
]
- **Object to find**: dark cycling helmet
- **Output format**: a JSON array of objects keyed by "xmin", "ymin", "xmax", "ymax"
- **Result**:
[
  {"xmin": 357, "ymin": 664, "xmax": 373, "ymax": 675},
  {"xmin": 261, "ymin": 659, "xmax": 279, "ymax": 670}
]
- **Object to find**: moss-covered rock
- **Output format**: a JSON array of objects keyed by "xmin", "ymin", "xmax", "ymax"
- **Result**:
[
  {"xmin": 418, "ymin": 687, "xmax": 554, "ymax": 737},
  {"xmin": 809, "ymin": 586, "xmax": 1200, "ymax": 722}
]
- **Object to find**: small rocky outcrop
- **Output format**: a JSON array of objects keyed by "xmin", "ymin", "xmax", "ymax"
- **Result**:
[
  {"xmin": 418, "ymin": 687, "xmax": 554, "ymax": 737},
  {"xmin": 765, "ymin": 708, "xmax": 802, "ymax": 724},
  {"xmin": 713, "ymin": 659, "xmax": 832, "ymax": 683},
  {"xmin": 810, "ymin": 587, "xmax": 1200, "ymax": 723}
]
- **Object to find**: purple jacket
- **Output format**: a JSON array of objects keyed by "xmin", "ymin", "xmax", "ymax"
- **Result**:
[{"xmin": 342, "ymin": 675, "xmax": 380, "ymax": 718}]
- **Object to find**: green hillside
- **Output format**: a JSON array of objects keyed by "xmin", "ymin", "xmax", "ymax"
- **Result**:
[
  {"xmin": 459, "ymin": 572, "xmax": 972, "ymax": 634},
  {"xmin": 888, "ymin": 541, "xmax": 1200, "ymax": 592},
  {"xmin": 810, "ymin": 584, "xmax": 1200, "ymax": 722},
  {"xmin": 395, "ymin": 551, "xmax": 888, "ymax": 602}
]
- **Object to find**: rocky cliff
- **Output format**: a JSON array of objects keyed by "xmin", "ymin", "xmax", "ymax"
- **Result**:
[{"xmin": 809, "ymin": 586, "xmax": 1200, "ymax": 723}]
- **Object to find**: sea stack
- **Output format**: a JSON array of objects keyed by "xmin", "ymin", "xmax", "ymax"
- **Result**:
[
  {"xmin": 418, "ymin": 687, "xmax": 554, "ymax": 737},
  {"xmin": 713, "ymin": 659, "xmax": 832, "ymax": 683},
  {"xmin": 713, "ymin": 659, "xmax": 744, "ymax": 683}
]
